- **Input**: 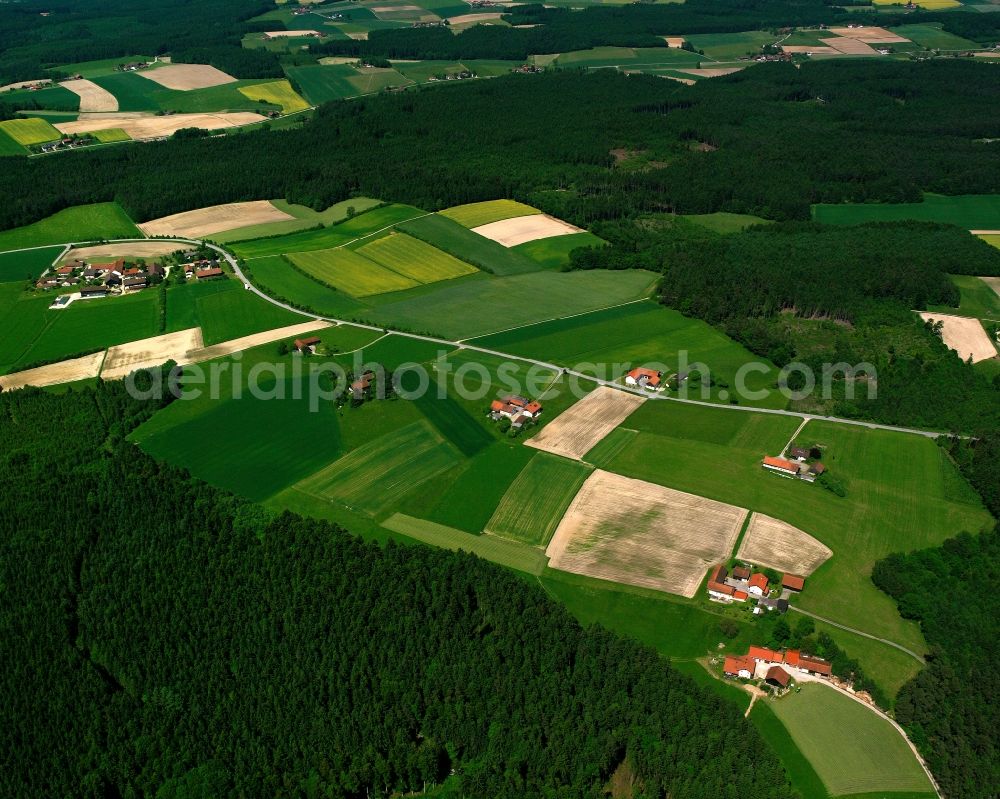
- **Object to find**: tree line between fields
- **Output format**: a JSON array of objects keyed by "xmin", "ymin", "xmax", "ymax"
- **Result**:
[
  {"xmin": 0, "ymin": 373, "xmax": 794, "ymax": 799},
  {"xmin": 314, "ymin": 1, "xmax": 1000, "ymax": 63},
  {"xmin": 571, "ymin": 218, "xmax": 1000, "ymax": 433}
]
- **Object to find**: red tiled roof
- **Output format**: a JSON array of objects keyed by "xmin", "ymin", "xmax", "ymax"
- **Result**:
[
  {"xmin": 723, "ymin": 655, "xmax": 754, "ymax": 676},
  {"xmin": 490, "ymin": 399, "xmax": 506, "ymax": 412},
  {"xmin": 505, "ymin": 395, "xmax": 529, "ymax": 408},
  {"xmin": 525, "ymin": 401, "xmax": 543, "ymax": 414},
  {"xmin": 56, "ymin": 265, "xmax": 74, "ymax": 274},
  {"xmin": 782, "ymin": 573, "xmax": 805, "ymax": 591},
  {"xmin": 708, "ymin": 581, "xmax": 734, "ymax": 596},
  {"xmin": 799, "ymin": 656, "xmax": 832, "ymax": 676},
  {"xmin": 748, "ymin": 646, "xmax": 782, "ymax": 662},
  {"xmin": 749, "ymin": 573, "xmax": 770, "ymax": 591},
  {"xmin": 195, "ymin": 268, "xmax": 224, "ymax": 279},
  {"xmin": 733, "ymin": 590, "xmax": 749, "ymax": 601},
  {"xmin": 763, "ymin": 456, "xmax": 799, "ymax": 473},
  {"xmin": 784, "ymin": 650, "xmax": 801, "ymax": 668},
  {"xmin": 294, "ymin": 336, "xmax": 321, "ymax": 350}
]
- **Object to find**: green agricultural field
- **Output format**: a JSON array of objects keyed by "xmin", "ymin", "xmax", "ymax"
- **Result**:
[
  {"xmin": 382, "ymin": 513, "xmax": 549, "ymax": 575},
  {"xmin": 16, "ymin": 289, "xmax": 159, "ymax": 368},
  {"xmin": 0, "ymin": 293, "xmax": 54, "ymax": 373},
  {"xmin": 136, "ymin": 380, "xmax": 344, "ymax": 501},
  {"xmin": 0, "ymin": 203, "xmax": 140, "ymax": 250},
  {"xmin": 246, "ymin": 255, "xmax": 367, "ymax": 317},
  {"xmin": 190, "ymin": 281, "xmax": 305, "ymax": 343},
  {"xmin": 90, "ymin": 73, "xmax": 284, "ymax": 114},
  {"xmin": 289, "ymin": 248, "xmax": 419, "ymax": 296},
  {"xmin": 284, "ymin": 64, "xmax": 365, "ymax": 104},
  {"xmin": 232, "ymin": 203, "xmax": 427, "ymax": 258},
  {"xmin": 748, "ymin": 703, "xmax": 829, "ymax": 799},
  {"xmin": 512, "ymin": 232, "xmax": 605, "ymax": 269},
  {"xmin": 400, "ymin": 443, "xmax": 535, "ymax": 533},
  {"xmin": 47, "ymin": 55, "xmax": 153, "ymax": 79},
  {"xmin": 0, "ymin": 117, "xmax": 60, "ymax": 145},
  {"xmin": 0, "ymin": 129, "xmax": 26, "ymax": 156},
  {"xmin": 889, "ymin": 23, "xmax": 979, "ymax": 50},
  {"xmin": 396, "ymin": 214, "xmax": 541, "ymax": 275},
  {"xmin": 582, "ymin": 427, "xmax": 638, "ymax": 467},
  {"xmin": 812, "ymin": 193, "xmax": 1000, "ymax": 228},
  {"xmin": 439, "ymin": 199, "xmax": 540, "ymax": 228},
  {"xmin": 597, "ymin": 407, "xmax": 993, "ymax": 664},
  {"xmin": 91, "ymin": 128, "xmax": 130, "ymax": 143},
  {"xmin": 485, "ymin": 453, "xmax": 592, "ymax": 546},
  {"xmin": 291, "ymin": 420, "xmax": 462, "ymax": 516},
  {"xmin": 470, "ymin": 301, "xmax": 785, "ymax": 407},
  {"xmin": 554, "ymin": 46, "xmax": 703, "ymax": 70},
  {"xmin": 369, "ymin": 269, "xmax": 658, "ymax": 339},
  {"xmin": 163, "ymin": 279, "xmax": 232, "ymax": 333},
  {"xmin": 237, "ymin": 79, "xmax": 310, "ymax": 113},
  {"xmin": 0, "ymin": 246, "xmax": 64, "ymax": 283},
  {"xmin": 927, "ymin": 274, "xmax": 1000, "ymax": 321},
  {"xmin": 1, "ymin": 85, "xmax": 80, "ymax": 113},
  {"xmin": 401, "ymin": 372, "xmax": 494, "ymax": 456},
  {"xmin": 356, "ymin": 232, "xmax": 478, "ymax": 283},
  {"xmin": 685, "ymin": 31, "xmax": 776, "ymax": 58},
  {"xmin": 770, "ymin": 685, "xmax": 934, "ymax": 796},
  {"xmin": 214, "ymin": 197, "xmax": 382, "ymax": 243}
]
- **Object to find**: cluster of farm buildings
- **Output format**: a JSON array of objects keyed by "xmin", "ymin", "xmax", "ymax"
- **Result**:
[
  {"xmin": 707, "ymin": 563, "xmax": 806, "ymax": 614},
  {"xmin": 724, "ymin": 646, "xmax": 832, "ymax": 689},
  {"xmin": 489, "ymin": 395, "xmax": 543, "ymax": 429},
  {"xmin": 762, "ymin": 445, "xmax": 826, "ymax": 483}
]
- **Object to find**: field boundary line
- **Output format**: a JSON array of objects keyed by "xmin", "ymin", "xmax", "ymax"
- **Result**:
[
  {"xmin": 788, "ymin": 606, "xmax": 925, "ymax": 663},
  {"xmin": 457, "ymin": 297, "xmax": 653, "ymax": 343}
]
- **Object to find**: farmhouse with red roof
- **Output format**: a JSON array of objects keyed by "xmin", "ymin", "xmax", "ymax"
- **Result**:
[{"xmin": 624, "ymin": 367, "xmax": 662, "ymax": 391}]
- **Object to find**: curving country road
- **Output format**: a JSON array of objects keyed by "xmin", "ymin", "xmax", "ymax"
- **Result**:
[{"xmin": 788, "ymin": 605, "xmax": 926, "ymax": 664}]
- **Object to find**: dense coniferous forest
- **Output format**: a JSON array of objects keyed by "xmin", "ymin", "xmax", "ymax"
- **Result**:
[
  {"xmin": 572, "ymin": 219, "xmax": 1000, "ymax": 432},
  {"xmin": 1, "ymin": 62, "xmax": 999, "ymax": 230},
  {"xmin": 0, "ymin": 376, "xmax": 794, "ymax": 799},
  {"xmin": 0, "ymin": 0, "xmax": 276, "ymax": 84},
  {"xmin": 872, "ymin": 529, "xmax": 1000, "ymax": 799}
]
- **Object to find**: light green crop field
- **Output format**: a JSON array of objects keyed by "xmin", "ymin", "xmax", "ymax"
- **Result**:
[
  {"xmin": 188, "ymin": 281, "xmax": 305, "ymax": 343},
  {"xmin": 396, "ymin": 214, "xmax": 542, "ymax": 276},
  {"xmin": 237, "ymin": 79, "xmax": 310, "ymax": 112},
  {"xmin": 439, "ymin": 199, "xmax": 540, "ymax": 228},
  {"xmin": 470, "ymin": 301, "xmax": 785, "ymax": 408},
  {"xmin": 369, "ymin": 269, "xmax": 658, "ymax": 339},
  {"xmin": 889, "ymin": 23, "xmax": 978, "ymax": 50},
  {"xmin": 289, "ymin": 247, "xmax": 419, "ymax": 296},
  {"xmin": 485, "ymin": 453, "xmax": 593, "ymax": 546},
  {"xmin": 247, "ymin": 255, "xmax": 368, "ymax": 317},
  {"xmin": 927, "ymin": 274, "xmax": 1000, "ymax": 321},
  {"xmin": 512, "ymin": 232, "xmax": 605, "ymax": 269},
  {"xmin": 356, "ymin": 232, "xmax": 478, "ymax": 283},
  {"xmin": 0, "ymin": 246, "xmax": 64, "ymax": 283},
  {"xmin": 597, "ymin": 406, "xmax": 993, "ymax": 665},
  {"xmin": 291, "ymin": 420, "xmax": 462, "ymax": 516},
  {"xmin": 214, "ymin": 198, "xmax": 382, "ymax": 243},
  {"xmin": 137, "ymin": 380, "xmax": 344, "ymax": 501},
  {"xmin": 91, "ymin": 128, "xmax": 131, "ymax": 143},
  {"xmin": 0, "ymin": 203, "xmax": 140, "ymax": 250},
  {"xmin": 0, "ymin": 117, "xmax": 61, "ymax": 145},
  {"xmin": 685, "ymin": 31, "xmax": 776, "ymax": 58},
  {"xmin": 383, "ymin": 513, "xmax": 549, "ymax": 575},
  {"xmin": 812, "ymin": 193, "xmax": 1000, "ymax": 228},
  {"xmin": 231, "ymin": 204, "xmax": 426, "ymax": 258},
  {"xmin": 582, "ymin": 427, "xmax": 638, "ymax": 467},
  {"xmin": 770, "ymin": 685, "xmax": 934, "ymax": 796}
]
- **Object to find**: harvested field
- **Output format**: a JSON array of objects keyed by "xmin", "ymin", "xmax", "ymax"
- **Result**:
[
  {"xmin": 63, "ymin": 242, "xmax": 185, "ymax": 261},
  {"xmin": 820, "ymin": 37, "xmax": 879, "ymax": 55},
  {"xmin": 60, "ymin": 79, "xmax": 118, "ymax": 112},
  {"xmin": 545, "ymin": 470, "xmax": 748, "ymax": 597},
  {"xmin": 472, "ymin": 214, "xmax": 584, "ymax": 247},
  {"xmin": 664, "ymin": 37, "xmax": 686, "ymax": 47},
  {"xmin": 677, "ymin": 67, "xmax": 743, "ymax": 77},
  {"xmin": 138, "ymin": 201, "xmax": 294, "ymax": 238},
  {"xmin": 736, "ymin": 512, "xmax": 832, "ymax": 576},
  {"xmin": 918, "ymin": 311, "xmax": 997, "ymax": 363},
  {"xmin": 526, "ymin": 386, "xmax": 644, "ymax": 460},
  {"xmin": 186, "ymin": 321, "xmax": 331, "ymax": 364},
  {"xmin": 0, "ymin": 351, "xmax": 104, "ymax": 390},
  {"xmin": 101, "ymin": 327, "xmax": 204, "ymax": 379},
  {"xmin": 447, "ymin": 12, "xmax": 502, "ymax": 24},
  {"xmin": 826, "ymin": 26, "xmax": 909, "ymax": 43},
  {"xmin": 265, "ymin": 30, "xmax": 322, "ymax": 37},
  {"xmin": 137, "ymin": 63, "xmax": 237, "ymax": 91},
  {"xmin": 55, "ymin": 112, "xmax": 266, "ymax": 140},
  {"xmin": 782, "ymin": 45, "xmax": 839, "ymax": 54}
]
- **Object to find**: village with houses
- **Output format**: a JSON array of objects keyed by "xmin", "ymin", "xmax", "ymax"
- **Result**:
[
  {"xmin": 706, "ymin": 562, "xmax": 806, "ymax": 614},
  {"xmin": 35, "ymin": 248, "xmax": 226, "ymax": 309}
]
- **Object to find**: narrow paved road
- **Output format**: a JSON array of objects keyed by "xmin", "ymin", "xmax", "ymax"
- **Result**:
[{"xmin": 788, "ymin": 605, "xmax": 926, "ymax": 663}]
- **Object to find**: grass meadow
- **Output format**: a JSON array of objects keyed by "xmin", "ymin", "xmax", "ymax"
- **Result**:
[
  {"xmin": 770, "ymin": 685, "xmax": 934, "ymax": 797},
  {"xmin": 91, "ymin": 128, "xmax": 131, "ymax": 143},
  {"xmin": 889, "ymin": 22, "xmax": 978, "ymax": 49},
  {"xmin": 927, "ymin": 274, "xmax": 1000, "ymax": 321},
  {"xmin": 402, "ymin": 372, "xmax": 495, "ymax": 456},
  {"xmin": 485, "ymin": 453, "xmax": 592, "ymax": 545},
  {"xmin": 191, "ymin": 282, "xmax": 304, "ymax": 343},
  {"xmin": 0, "ymin": 117, "xmax": 61, "ymax": 145},
  {"xmin": 0, "ymin": 129, "xmax": 26, "ymax": 156},
  {"xmin": 812, "ymin": 193, "xmax": 1000, "ymax": 228},
  {"xmin": 748, "ymin": 703, "xmax": 830, "ymax": 799},
  {"xmin": 0, "ymin": 246, "xmax": 64, "ymax": 282},
  {"xmin": 553, "ymin": 46, "xmax": 703, "ymax": 70},
  {"xmin": 511, "ymin": 232, "xmax": 605, "ymax": 269},
  {"xmin": 247, "ymin": 255, "xmax": 368, "ymax": 317},
  {"xmin": 0, "ymin": 203, "xmax": 140, "ymax": 250},
  {"xmin": 397, "ymin": 214, "xmax": 541, "ymax": 275},
  {"xmin": 685, "ymin": 31, "xmax": 776, "ymax": 58}
]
